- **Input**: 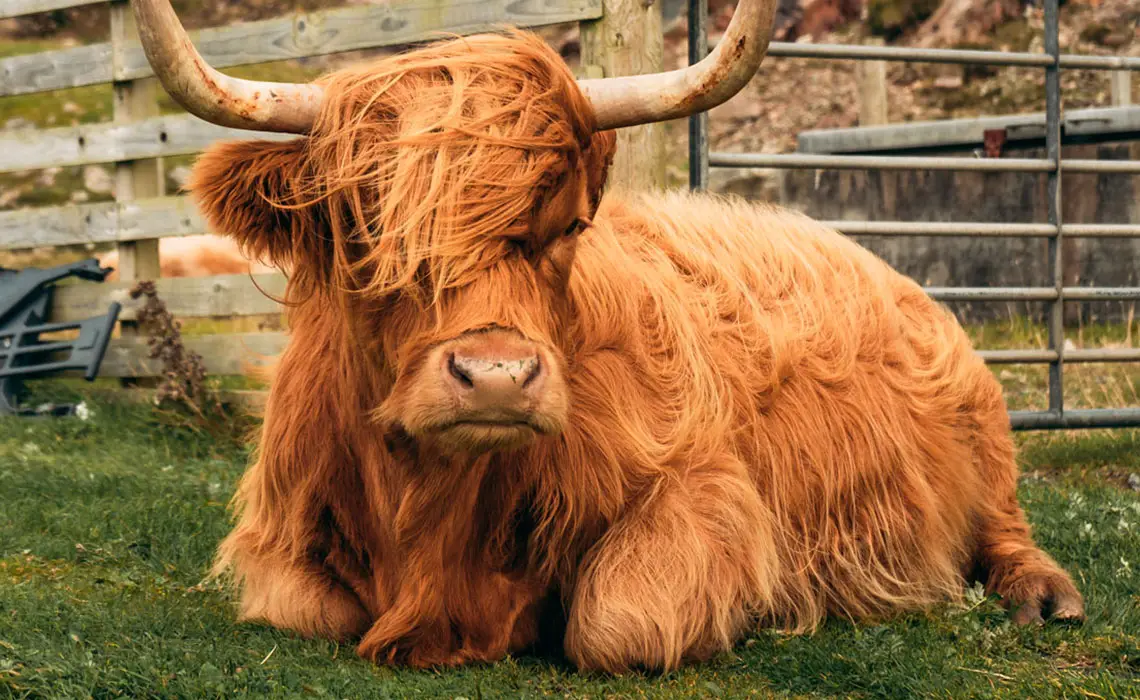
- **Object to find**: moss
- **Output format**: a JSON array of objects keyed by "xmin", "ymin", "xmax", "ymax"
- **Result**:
[
  {"xmin": 992, "ymin": 19, "xmax": 1037, "ymax": 52},
  {"xmin": 0, "ymin": 84, "xmax": 113, "ymax": 130},
  {"xmin": 1079, "ymin": 22, "xmax": 1113, "ymax": 45},
  {"xmin": 867, "ymin": 0, "xmax": 941, "ymax": 40}
]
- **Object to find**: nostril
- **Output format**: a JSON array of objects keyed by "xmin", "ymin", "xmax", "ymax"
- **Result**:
[
  {"xmin": 521, "ymin": 355, "xmax": 542, "ymax": 388},
  {"xmin": 448, "ymin": 353, "xmax": 474, "ymax": 388}
]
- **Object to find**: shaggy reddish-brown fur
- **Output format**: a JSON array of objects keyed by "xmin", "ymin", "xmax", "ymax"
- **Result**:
[{"xmin": 187, "ymin": 30, "xmax": 1084, "ymax": 673}]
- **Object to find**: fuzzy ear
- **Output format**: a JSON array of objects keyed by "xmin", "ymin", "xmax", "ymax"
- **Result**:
[
  {"xmin": 186, "ymin": 138, "xmax": 316, "ymax": 271},
  {"xmin": 584, "ymin": 130, "xmax": 617, "ymax": 215}
]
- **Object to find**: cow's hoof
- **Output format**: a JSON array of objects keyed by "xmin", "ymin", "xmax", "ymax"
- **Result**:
[{"xmin": 1006, "ymin": 572, "xmax": 1085, "ymax": 626}]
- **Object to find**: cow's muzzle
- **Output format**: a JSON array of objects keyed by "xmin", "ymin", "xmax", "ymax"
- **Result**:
[{"xmin": 382, "ymin": 327, "xmax": 569, "ymax": 454}]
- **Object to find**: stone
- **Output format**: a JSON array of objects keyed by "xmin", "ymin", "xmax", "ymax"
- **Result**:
[
  {"xmin": 934, "ymin": 75, "xmax": 965, "ymax": 90},
  {"xmin": 83, "ymin": 165, "xmax": 114, "ymax": 195},
  {"xmin": 36, "ymin": 167, "xmax": 60, "ymax": 187}
]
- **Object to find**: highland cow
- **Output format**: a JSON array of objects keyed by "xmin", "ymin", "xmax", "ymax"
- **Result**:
[{"xmin": 131, "ymin": 0, "xmax": 1084, "ymax": 673}]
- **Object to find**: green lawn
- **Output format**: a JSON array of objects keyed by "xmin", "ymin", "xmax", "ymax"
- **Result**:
[
  {"xmin": 1, "ymin": 373, "xmax": 1139, "ymax": 698},
  {"xmin": 6, "ymin": 22, "xmax": 1140, "ymax": 697}
]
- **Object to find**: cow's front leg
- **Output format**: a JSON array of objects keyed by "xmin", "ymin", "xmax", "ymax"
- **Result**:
[
  {"xmin": 226, "ymin": 547, "xmax": 373, "ymax": 641},
  {"xmin": 564, "ymin": 460, "xmax": 778, "ymax": 673},
  {"xmin": 356, "ymin": 569, "xmax": 549, "ymax": 669}
]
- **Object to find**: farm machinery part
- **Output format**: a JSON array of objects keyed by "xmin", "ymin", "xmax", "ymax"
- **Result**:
[{"xmin": 0, "ymin": 259, "xmax": 120, "ymax": 416}]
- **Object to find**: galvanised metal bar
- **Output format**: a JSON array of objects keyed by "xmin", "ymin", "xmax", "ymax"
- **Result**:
[
  {"xmin": 826, "ymin": 222, "xmax": 1058, "ymax": 237},
  {"xmin": 980, "ymin": 348, "xmax": 1140, "ymax": 364},
  {"xmin": 767, "ymin": 42, "xmax": 1051, "ymax": 66},
  {"xmin": 1056, "ymin": 55, "xmax": 1140, "ymax": 71},
  {"xmin": 1064, "ymin": 287, "xmax": 1140, "ymax": 301},
  {"xmin": 926, "ymin": 287, "xmax": 1059, "ymax": 302},
  {"xmin": 1010, "ymin": 409, "xmax": 1140, "ymax": 430},
  {"xmin": 710, "ymin": 152, "xmax": 1140, "ymax": 173},
  {"xmin": 1063, "ymin": 224, "xmax": 1140, "ymax": 237},
  {"xmin": 1063, "ymin": 160, "xmax": 1140, "ymax": 174},
  {"xmin": 1067, "ymin": 348, "xmax": 1140, "ymax": 362},
  {"xmin": 709, "ymin": 152, "xmax": 1054, "ymax": 171},
  {"xmin": 687, "ymin": 0, "xmax": 708, "ymax": 191},
  {"xmin": 1044, "ymin": 0, "xmax": 1064, "ymax": 417},
  {"xmin": 924, "ymin": 287, "xmax": 1140, "ymax": 302},
  {"xmin": 827, "ymin": 222, "xmax": 1140, "ymax": 238},
  {"xmin": 981, "ymin": 349, "xmax": 1058, "ymax": 363},
  {"xmin": 764, "ymin": 41, "xmax": 1140, "ymax": 71}
]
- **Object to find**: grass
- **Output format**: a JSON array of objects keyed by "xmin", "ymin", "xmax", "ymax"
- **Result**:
[
  {"xmin": 2, "ymin": 31, "xmax": 1140, "ymax": 696},
  {"xmin": 951, "ymin": 315, "xmax": 1140, "ymax": 413},
  {"xmin": 2, "ymin": 331, "xmax": 1140, "ymax": 698}
]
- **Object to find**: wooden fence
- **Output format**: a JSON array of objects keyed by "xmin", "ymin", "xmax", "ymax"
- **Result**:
[{"xmin": 0, "ymin": 0, "xmax": 663, "ymax": 389}]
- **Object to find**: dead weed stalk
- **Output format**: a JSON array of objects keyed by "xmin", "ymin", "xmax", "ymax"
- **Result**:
[{"xmin": 128, "ymin": 281, "xmax": 226, "ymax": 427}]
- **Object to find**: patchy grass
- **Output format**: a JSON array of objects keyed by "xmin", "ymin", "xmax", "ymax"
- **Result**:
[
  {"xmin": 2, "ymin": 359, "xmax": 1140, "ymax": 697},
  {"xmin": 0, "ymin": 83, "xmax": 111, "ymax": 131},
  {"xmin": 954, "ymin": 316, "xmax": 1140, "ymax": 413},
  {"xmin": 0, "ymin": 39, "xmax": 112, "ymax": 131}
]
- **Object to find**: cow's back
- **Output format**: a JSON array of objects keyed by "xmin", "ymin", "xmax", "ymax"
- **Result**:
[{"xmin": 580, "ymin": 191, "xmax": 1010, "ymax": 629}]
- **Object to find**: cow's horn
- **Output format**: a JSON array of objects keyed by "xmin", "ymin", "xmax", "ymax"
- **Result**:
[
  {"xmin": 130, "ymin": 0, "xmax": 323, "ymax": 133},
  {"xmin": 133, "ymin": 0, "xmax": 775, "ymax": 134},
  {"xmin": 578, "ymin": 0, "xmax": 778, "ymax": 131}
]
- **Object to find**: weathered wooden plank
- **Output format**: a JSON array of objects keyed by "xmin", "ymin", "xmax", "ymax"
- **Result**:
[
  {"xmin": 0, "ymin": 0, "xmax": 106, "ymax": 20},
  {"xmin": 0, "ymin": 0, "xmax": 602, "ymax": 97},
  {"xmin": 51, "ymin": 272, "xmax": 287, "ymax": 322},
  {"xmin": 0, "ymin": 197, "xmax": 205, "ymax": 250},
  {"xmin": 0, "ymin": 43, "xmax": 112, "ymax": 97},
  {"xmin": 115, "ymin": 196, "xmax": 206, "ymax": 242},
  {"xmin": 112, "ymin": 0, "xmax": 604, "ymax": 82},
  {"xmin": 1, "ymin": 113, "xmax": 295, "ymax": 174},
  {"xmin": 100, "ymin": 331, "xmax": 287, "ymax": 377}
]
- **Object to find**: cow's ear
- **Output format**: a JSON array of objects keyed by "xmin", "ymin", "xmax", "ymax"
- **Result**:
[
  {"xmin": 186, "ymin": 138, "xmax": 315, "ymax": 271},
  {"xmin": 584, "ymin": 129, "xmax": 617, "ymax": 214}
]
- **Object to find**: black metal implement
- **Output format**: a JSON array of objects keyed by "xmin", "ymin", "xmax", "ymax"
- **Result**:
[{"xmin": 0, "ymin": 258, "xmax": 120, "ymax": 416}]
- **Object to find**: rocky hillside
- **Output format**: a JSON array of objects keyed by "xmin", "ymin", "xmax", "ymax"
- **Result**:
[{"xmin": 670, "ymin": 0, "xmax": 1138, "ymax": 171}]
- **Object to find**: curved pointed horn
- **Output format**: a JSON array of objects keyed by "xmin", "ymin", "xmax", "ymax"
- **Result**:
[
  {"xmin": 578, "ymin": 0, "xmax": 778, "ymax": 131},
  {"xmin": 130, "ymin": 0, "xmax": 323, "ymax": 133}
]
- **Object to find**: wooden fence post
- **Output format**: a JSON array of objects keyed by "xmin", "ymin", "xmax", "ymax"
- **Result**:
[
  {"xmin": 110, "ymin": 0, "xmax": 163, "ymax": 287},
  {"xmin": 854, "ymin": 38, "xmax": 893, "ymax": 216},
  {"xmin": 1111, "ymin": 71, "xmax": 1132, "ymax": 107},
  {"xmin": 579, "ymin": 0, "xmax": 666, "ymax": 192},
  {"xmin": 110, "ymin": 0, "xmax": 163, "ymax": 387},
  {"xmin": 855, "ymin": 38, "xmax": 888, "ymax": 127}
]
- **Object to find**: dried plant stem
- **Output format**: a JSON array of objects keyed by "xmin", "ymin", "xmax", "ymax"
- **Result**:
[{"xmin": 128, "ymin": 281, "xmax": 225, "ymax": 422}]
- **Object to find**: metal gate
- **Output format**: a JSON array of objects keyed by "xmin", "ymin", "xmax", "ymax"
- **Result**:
[{"xmin": 686, "ymin": 0, "xmax": 1140, "ymax": 430}]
